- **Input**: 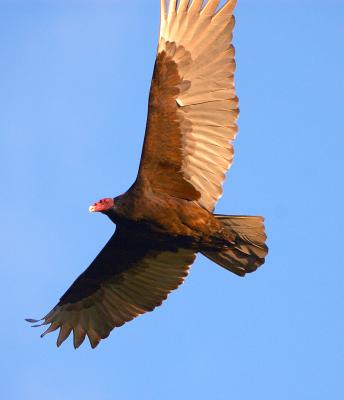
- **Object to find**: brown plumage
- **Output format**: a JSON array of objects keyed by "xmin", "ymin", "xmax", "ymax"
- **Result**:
[{"xmin": 27, "ymin": 0, "xmax": 268, "ymax": 349}]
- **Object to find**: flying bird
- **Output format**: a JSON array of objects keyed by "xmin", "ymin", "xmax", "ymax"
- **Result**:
[{"xmin": 27, "ymin": 0, "xmax": 268, "ymax": 349}]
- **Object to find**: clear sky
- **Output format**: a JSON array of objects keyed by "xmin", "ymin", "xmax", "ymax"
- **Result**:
[{"xmin": 1, "ymin": 0, "xmax": 343, "ymax": 399}]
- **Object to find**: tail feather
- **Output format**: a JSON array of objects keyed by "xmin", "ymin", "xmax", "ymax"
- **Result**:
[{"xmin": 202, "ymin": 215, "xmax": 268, "ymax": 277}]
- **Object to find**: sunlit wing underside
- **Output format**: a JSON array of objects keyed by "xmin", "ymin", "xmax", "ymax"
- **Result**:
[{"xmin": 138, "ymin": 0, "xmax": 239, "ymax": 211}]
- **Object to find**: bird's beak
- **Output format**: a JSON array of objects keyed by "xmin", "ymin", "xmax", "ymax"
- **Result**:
[{"xmin": 89, "ymin": 198, "xmax": 114, "ymax": 213}]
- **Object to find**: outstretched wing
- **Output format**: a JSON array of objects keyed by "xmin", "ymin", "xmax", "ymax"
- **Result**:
[
  {"xmin": 137, "ymin": 0, "xmax": 238, "ymax": 211},
  {"xmin": 28, "ymin": 229, "xmax": 195, "ymax": 348}
]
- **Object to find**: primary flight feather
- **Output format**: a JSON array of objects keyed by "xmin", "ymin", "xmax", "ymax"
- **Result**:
[{"xmin": 28, "ymin": 0, "xmax": 268, "ymax": 349}]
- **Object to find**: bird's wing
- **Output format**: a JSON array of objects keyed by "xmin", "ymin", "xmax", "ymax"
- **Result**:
[
  {"xmin": 136, "ymin": 0, "xmax": 238, "ymax": 211},
  {"xmin": 28, "ymin": 229, "xmax": 196, "ymax": 348}
]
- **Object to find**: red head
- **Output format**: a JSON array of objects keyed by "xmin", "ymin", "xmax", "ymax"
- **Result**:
[{"xmin": 89, "ymin": 198, "xmax": 114, "ymax": 213}]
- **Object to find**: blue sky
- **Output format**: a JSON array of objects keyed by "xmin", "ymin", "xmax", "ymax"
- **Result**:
[{"xmin": 1, "ymin": 0, "xmax": 343, "ymax": 399}]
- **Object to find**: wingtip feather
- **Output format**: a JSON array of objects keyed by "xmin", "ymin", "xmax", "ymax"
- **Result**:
[
  {"xmin": 160, "ymin": 0, "xmax": 167, "ymax": 38},
  {"xmin": 73, "ymin": 327, "xmax": 87, "ymax": 349},
  {"xmin": 201, "ymin": 0, "xmax": 221, "ymax": 16},
  {"xmin": 213, "ymin": 0, "xmax": 237, "ymax": 20},
  {"xmin": 25, "ymin": 318, "xmax": 41, "ymax": 324},
  {"xmin": 40, "ymin": 322, "xmax": 60, "ymax": 338},
  {"xmin": 56, "ymin": 325, "xmax": 72, "ymax": 347},
  {"xmin": 178, "ymin": 0, "xmax": 189, "ymax": 13},
  {"xmin": 188, "ymin": 0, "xmax": 203, "ymax": 14},
  {"xmin": 87, "ymin": 329, "xmax": 101, "ymax": 349},
  {"xmin": 168, "ymin": 0, "xmax": 177, "ymax": 15}
]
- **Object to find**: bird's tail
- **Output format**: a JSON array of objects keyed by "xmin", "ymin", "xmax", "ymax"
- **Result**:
[{"xmin": 201, "ymin": 215, "xmax": 268, "ymax": 276}]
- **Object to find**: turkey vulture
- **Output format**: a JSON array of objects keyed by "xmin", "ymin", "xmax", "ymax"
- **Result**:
[{"xmin": 27, "ymin": 0, "xmax": 268, "ymax": 349}]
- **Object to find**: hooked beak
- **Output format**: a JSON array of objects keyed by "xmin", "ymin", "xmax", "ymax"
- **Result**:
[{"xmin": 89, "ymin": 198, "xmax": 114, "ymax": 213}]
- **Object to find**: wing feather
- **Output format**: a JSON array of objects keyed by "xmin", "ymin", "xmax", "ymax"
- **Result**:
[
  {"xmin": 137, "ymin": 0, "xmax": 239, "ymax": 211},
  {"xmin": 29, "ymin": 230, "xmax": 195, "ymax": 348}
]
